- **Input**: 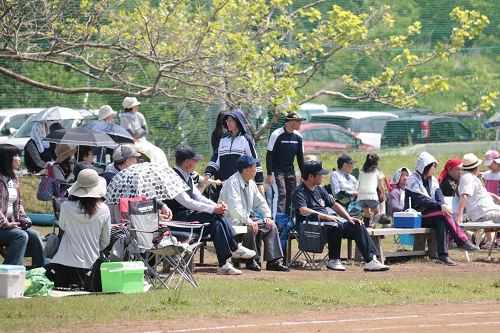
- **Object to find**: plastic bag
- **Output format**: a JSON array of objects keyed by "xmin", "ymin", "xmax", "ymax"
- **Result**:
[{"xmin": 25, "ymin": 268, "xmax": 54, "ymax": 297}]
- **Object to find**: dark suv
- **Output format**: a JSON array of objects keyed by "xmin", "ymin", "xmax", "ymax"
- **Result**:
[{"xmin": 381, "ymin": 116, "xmax": 476, "ymax": 147}]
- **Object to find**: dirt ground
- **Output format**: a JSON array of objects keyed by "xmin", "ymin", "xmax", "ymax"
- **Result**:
[
  {"xmin": 43, "ymin": 253, "xmax": 500, "ymax": 333},
  {"xmin": 50, "ymin": 301, "xmax": 500, "ymax": 333}
]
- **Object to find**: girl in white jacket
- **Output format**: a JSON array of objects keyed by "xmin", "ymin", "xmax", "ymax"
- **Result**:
[{"xmin": 45, "ymin": 169, "xmax": 110, "ymax": 288}]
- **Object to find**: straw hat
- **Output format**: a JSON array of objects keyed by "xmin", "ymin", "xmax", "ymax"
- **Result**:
[
  {"xmin": 54, "ymin": 144, "xmax": 77, "ymax": 164},
  {"xmin": 68, "ymin": 169, "xmax": 106, "ymax": 198},
  {"xmin": 98, "ymin": 105, "xmax": 117, "ymax": 121},
  {"xmin": 122, "ymin": 97, "xmax": 141, "ymax": 109},
  {"xmin": 460, "ymin": 153, "xmax": 483, "ymax": 170}
]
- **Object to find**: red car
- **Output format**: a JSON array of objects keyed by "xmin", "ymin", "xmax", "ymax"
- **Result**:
[{"xmin": 297, "ymin": 123, "xmax": 375, "ymax": 153}]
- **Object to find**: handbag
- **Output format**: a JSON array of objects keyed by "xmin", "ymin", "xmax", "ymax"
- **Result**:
[
  {"xmin": 298, "ymin": 217, "xmax": 326, "ymax": 254},
  {"xmin": 37, "ymin": 165, "xmax": 54, "ymax": 201},
  {"xmin": 83, "ymin": 254, "xmax": 108, "ymax": 292}
]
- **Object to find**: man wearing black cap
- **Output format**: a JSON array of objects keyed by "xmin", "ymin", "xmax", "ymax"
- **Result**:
[
  {"xmin": 166, "ymin": 146, "xmax": 256, "ymax": 275},
  {"xmin": 330, "ymin": 154, "xmax": 359, "ymax": 205},
  {"xmin": 220, "ymin": 154, "xmax": 289, "ymax": 272},
  {"xmin": 292, "ymin": 161, "xmax": 389, "ymax": 272},
  {"xmin": 266, "ymin": 112, "xmax": 305, "ymax": 218}
]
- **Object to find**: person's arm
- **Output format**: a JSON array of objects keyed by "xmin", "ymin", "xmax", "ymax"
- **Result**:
[
  {"xmin": 133, "ymin": 113, "xmax": 148, "ymax": 138},
  {"xmin": 173, "ymin": 192, "xmax": 214, "ymax": 214},
  {"xmin": 455, "ymin": 193, "xmax": 469, "ymax": 223},
  {"xmin": 252, "ymin": 182, "xmax": 272, "ymax": 218},
  {"xmin": 99, "ymin": 207, "xmax": 111, "ymax": 251},
  {"xmin": 204, "ymin": 149, "xmax": 220, "ymax": 182},
  {"xmin": 266, "ymin": 150, "xmax": 274, "ymax": 186},
  {"xmin": 296, "ymin": 140, "xmax": 304, "ymax": 174},
  {"xmin": 330, "ymin": 172, "xmax": 341, "ymax": 195},
  {"xmin": 434, "ymin": 187, "xmax": 446, "ymax": 206},
  {"xmin": 490, "ymin": 192, "xmax": 500, "ymax": 205},
  {"xmin": 390, "ymin": 187, "xmax": 403, "ymax": 213},
  {"xmin": 25, "ymin": 140, "xmax": 48, "ymax": 170},
  {"xmin": 378, "ymin": 178, "xmax": 386, "ymax": 202},
  {"xmin": 246, "ymin": 135, "xmax": 264, "ymax": 185}
]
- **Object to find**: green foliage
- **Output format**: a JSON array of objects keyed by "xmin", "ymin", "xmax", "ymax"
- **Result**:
[{"xmin": 0, "ymin": 0, "xmax": 493, "ymax": 144}]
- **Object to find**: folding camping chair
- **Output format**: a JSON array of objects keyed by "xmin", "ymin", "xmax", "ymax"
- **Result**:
[
  {"xmin": 286, "ymin": 207, "xmax": 337, "ymax": 270},
  {"xmin": 121, "ymin": 197, "xmax": 207, "ymax": 289}
]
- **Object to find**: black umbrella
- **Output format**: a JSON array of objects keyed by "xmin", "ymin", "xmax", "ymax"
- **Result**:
[
  {"xmin": 82, "ymin": 122, "xmax": 134, "ymax": 144},
  {"xmin": 42, "ymin": 127, "xmax": 116, "ymax": 147}
]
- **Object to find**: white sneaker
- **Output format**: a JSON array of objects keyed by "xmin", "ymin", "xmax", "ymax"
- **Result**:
[
  {"xmin": 327, "ymin": 259, "xmax": 346, "ymax": 271},
  {"xmin": 217, "ymin": 262, "xmax": 242, "ymax": 275},
  {"xmin": 231, "ymin": 243, "xmax": 256, "ymax": 259},
  {"xmin": 364, "ymin": 256, "xmax": 390, "ymax": 271}
]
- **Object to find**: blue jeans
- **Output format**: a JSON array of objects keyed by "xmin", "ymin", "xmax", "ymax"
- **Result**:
[{"xmin": 0, "ymin": 228, "xmax": 49, "ymax": 267}]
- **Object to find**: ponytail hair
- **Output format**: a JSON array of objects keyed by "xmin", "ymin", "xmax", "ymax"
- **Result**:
[{"xmin": 362, "ymin": 153, "xmax": 379, "ymax": 173}]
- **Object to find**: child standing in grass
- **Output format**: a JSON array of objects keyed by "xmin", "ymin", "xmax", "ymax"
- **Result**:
[{"xmin": 357, "ymin": 153, "xmax": 386, "ymax": 228}]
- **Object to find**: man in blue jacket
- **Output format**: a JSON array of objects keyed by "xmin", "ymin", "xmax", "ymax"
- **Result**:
[{"xmin": 266, "ymin": 112, "xmax": 305, "ymax": 218}]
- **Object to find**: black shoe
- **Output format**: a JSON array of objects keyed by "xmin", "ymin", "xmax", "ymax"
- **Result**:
[
  {"xmin": 435, "ymin": 255, "xmax": 456, "ymax": 266},
  {"xmin": 379, "ymin": 214, "xmax": 392, "ymax": 225},
  {"xmin": 457, "ymin": 240, "xmax": 479, "ymax": 252},
  {"xmin": 245, "ymin": 260, "xmax": 261, "ymax": 271},
  {"xmin": 266, "ymin": 260, "xmax": 290, "ymax": 272}
]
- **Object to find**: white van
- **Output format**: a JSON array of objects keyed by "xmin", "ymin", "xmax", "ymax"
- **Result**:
[
  {"xmin": 0, "ymin": 108, "xmax": 45, "ymax": 137},
  {"xmin": 0, "ymin": 109, "xmax": 98, "ymax": 152},
  {"xmin": 309, "ymin": 111, "xmax": 398, "ymax": 149},
  {"xmin": 297, "ymin": 103, "xmax": 328, "ymax": 122}
]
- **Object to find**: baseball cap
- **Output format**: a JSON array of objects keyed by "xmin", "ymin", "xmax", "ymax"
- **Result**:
[
  {"xmin": 484, "ymin": 150, "xmax": 499, "ymax": 167},
  {"xmin": 175, "ymin": 146, "xmax": 204, "ymax": 161},
  {"xmin": 285, "ymin": 112, "xmax": 306, "ymax": 122},
  {"xmin": 303, "ymin": 160, "xmax": 329, "ymax": 176},
  {"xmin": 113, "ymin": 144, "xmax": 141, "ymax": 162},
  {"xmin": 236, "ymin": 154, "xmax": 262, "ymax": 171},
  {"xmin": 338, "ymin": 154, "xmax": 358, "ymax": 167}
]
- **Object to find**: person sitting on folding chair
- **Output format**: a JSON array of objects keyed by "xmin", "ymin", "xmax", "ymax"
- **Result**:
[
  {"xmin": 165, "ymin": 146, "xmax": 256, "ymax": 275},
  {"xmin": 292, "ymin": 160, "xmax": 389, "ymax": 272},
  {"xmin": 45, "ymin": 169, "xmax": 111, "ymax": 288},
  {"xmin": 219, "ymin": 154, "xmax": 289, "ymax": 272}
]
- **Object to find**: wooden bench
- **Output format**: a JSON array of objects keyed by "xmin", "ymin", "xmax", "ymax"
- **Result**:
[
  {"xmin": 0, "ymin": 244, "xmax": 34, "ymax": 269},
  {"xmin": 354, "ymin": 228, "xmax": 437, "ymax": 264}
]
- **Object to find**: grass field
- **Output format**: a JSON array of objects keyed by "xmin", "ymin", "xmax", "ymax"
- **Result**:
[{"xmin": 4, "ymin": 147, "xmax": 500, "ymax": 332}]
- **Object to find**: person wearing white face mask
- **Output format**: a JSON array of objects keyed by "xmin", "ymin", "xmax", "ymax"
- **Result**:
[{"xmin": 120, "ymin": 97, "xmax": 168, "ymax": 165}]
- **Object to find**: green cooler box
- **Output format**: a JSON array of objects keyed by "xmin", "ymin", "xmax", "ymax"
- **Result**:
[{"xmin": 100, "ymin": 261, "xmax": 146, "ymax": 293}]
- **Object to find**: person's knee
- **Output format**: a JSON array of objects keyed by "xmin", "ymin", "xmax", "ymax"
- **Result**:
[{"xmin": 11, "ymin": 229, "xmax": 29, "ymax": 244}]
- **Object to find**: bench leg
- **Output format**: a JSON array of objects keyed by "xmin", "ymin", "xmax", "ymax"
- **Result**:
[
  {"xmin": 371, "ymin": 236, "xmax": 384, "ymax": 264},
  {"xmin": 347, "ymin": 239, "xmax": 353, "ymax": 260}
]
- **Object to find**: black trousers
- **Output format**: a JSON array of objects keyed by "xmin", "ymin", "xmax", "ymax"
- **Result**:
[
  {"xmin": 45, "ymin": 263, "xmax": 89, "ymax": 288},
  {"xmin": 270, "ymin": 173, "xmax": 296, "ymax": 217}
]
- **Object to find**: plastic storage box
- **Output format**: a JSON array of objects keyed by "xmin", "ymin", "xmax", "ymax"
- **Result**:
[
  {"xmin": 0, "ymin": 265, "xmax": 27, "ymax": 298},
  {"xmin": 399, "ymin": 234, "xmax": 414, "ymax": 246},
  {"xmin": 393, "ymin": 211, "xmax": 422, "ymax": 228},
  {"xmin": 100, "ymin": 261, "xmax": 145, "ymax": 293}
]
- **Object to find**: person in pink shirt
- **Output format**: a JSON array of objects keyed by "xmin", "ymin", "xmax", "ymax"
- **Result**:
[{"xmin": 482, "ymin": 150, "xmax": 500, "ymax": 195}]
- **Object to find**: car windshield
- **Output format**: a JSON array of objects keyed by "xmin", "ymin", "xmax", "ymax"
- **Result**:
[{"xmin": 16, "ymin": 119, "xmax": 75, "ymax": 138}]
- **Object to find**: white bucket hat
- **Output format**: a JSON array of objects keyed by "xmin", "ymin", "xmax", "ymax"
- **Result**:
[
  {"xmin": 98, "ymin": 105, "xmax": 117, "ymax": 121},
  {"xmin": 68, "ymin": 169, "xmax": 107, "ymax": 198},
  {"xmin": 122, "ymin": 97, "xmax": 141, "ymax": 109}
]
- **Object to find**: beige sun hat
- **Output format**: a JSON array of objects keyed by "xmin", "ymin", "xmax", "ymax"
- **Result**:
[
  {"xmin": 68, "ymin": 169, "xmax": 106, "ymax": 198},
  {"xmin": 54, "ymin": 144, "xmax": 77, "ymax": 164},
  {"xmin": 460, "ymin": 153, "xmax": 483, "ymax": 170},
  {"xmin": 122, "ymin": 97, "xmax": 141, "ymax": 109},
  {"xmin": 98, "ymin": 105, "xmax": 117, "ymax": 121}
]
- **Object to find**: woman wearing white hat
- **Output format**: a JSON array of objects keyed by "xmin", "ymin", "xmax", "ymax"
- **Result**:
[
  {"xmin": 119, "ymin": 97, "xmax": 168, "ymax": 165},
  {"xmin": 44, "ymin": 169, "xmax": 111, "ymax": 288},
  {"xmin": 93, "ymin": 105, "xmax": 119, "ymax": 165}
]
